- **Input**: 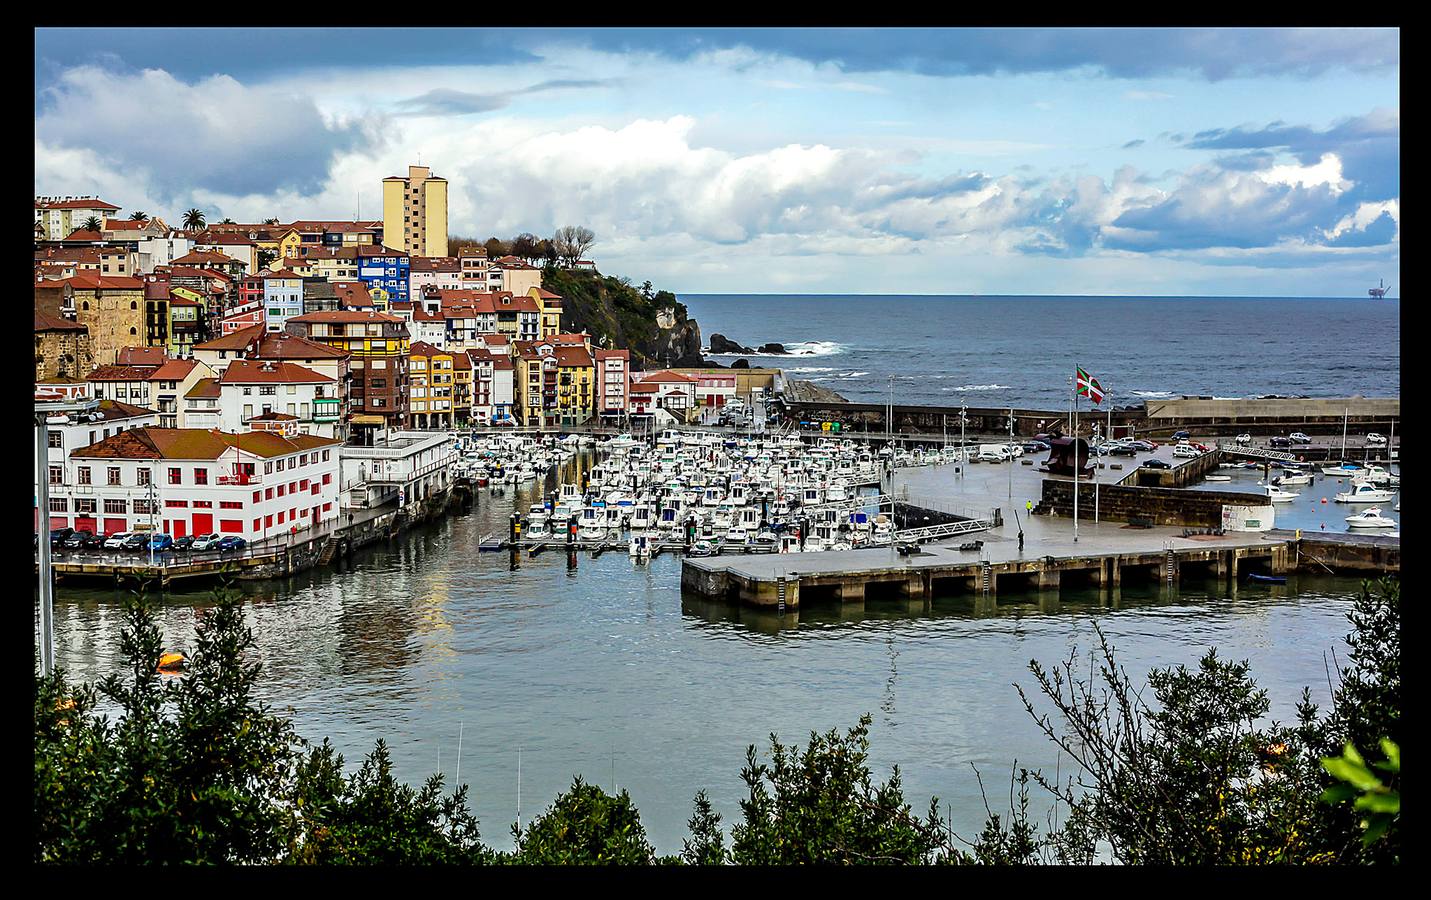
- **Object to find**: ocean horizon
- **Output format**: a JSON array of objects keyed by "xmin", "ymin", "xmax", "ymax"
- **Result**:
[{"xmin": 678, "ymin": 294, "xmax": 1401, "ymax": 408}]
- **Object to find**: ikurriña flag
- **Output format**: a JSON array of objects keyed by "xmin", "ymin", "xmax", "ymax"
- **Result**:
[{"xmin": 1076, "ymin": 366, "xmax": 1104, "ymax": 404}]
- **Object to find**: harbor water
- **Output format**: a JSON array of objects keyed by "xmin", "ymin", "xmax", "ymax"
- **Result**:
[
  {"xmin": 683, "ymin": 295, "xmax": 1401, "ymax": 408},
  {"xmin": 47, "ymin": 457, "xmax": 1378, "ymax": 854}
]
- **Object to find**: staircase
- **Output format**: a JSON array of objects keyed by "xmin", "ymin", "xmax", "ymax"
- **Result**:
[{"xmin": 316, "ymin": 538, "xmax": 339, "ymax": 566}]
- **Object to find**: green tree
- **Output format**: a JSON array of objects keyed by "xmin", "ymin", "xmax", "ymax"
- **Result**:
[
  {"xmin": 219, "ymin": 217, "xmax": 236, "ymax": 225},
  {"xmin": 183, "ymin": 208, "xmax": 207, "ymax": 230},
  {"xmin": 257, "ymin": 248, "xmax": 279, "ymax": 270},
  {"xmin": 263, "ymin": 217, "xmax": 281, "ymax": 225},
  {"xmin": 511, "ymin": 777, "xmax": 655, "ymax": 864},
  {"xmin": 81, "ymin": 215, "xmax": 103, "ymax": 232},
  {"xmin": 680, "ymin": 791, "xmax": 727, "ymax": 865},
  {"xmin": 129, "ymin": 211, "xmax": 149, "ymax": 222},
  {"xmin": 729, "ymin": 715, "xmax": 951, "ymax": 864}
]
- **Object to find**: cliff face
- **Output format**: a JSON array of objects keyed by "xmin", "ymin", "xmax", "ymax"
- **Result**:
[{"xmin": 543, "ymin": 268, "xmax": 704, "ymax": 367}]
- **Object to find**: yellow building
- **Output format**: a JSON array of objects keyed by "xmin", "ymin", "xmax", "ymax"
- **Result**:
[
  {"xmin": 553, "ymin": 345, "xmax": 595, "ymax": 426},
  {"xmin": 528, "ymin": 287, "xmax": 565, "ymax": 338},
  {"xmin": 407, "ymin": 340, "xmax": 456, "ymax": 429},
  {"xmin": 383, "ymin": 165, "xmax": 448, "ymax": 258}
]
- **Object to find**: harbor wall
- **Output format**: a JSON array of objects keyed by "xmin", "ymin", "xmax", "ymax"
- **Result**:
[
  {"xmin": 1141, "ymin": 397, "xmax": 1399, "ymax": 428},
  {"xmin": 1035, "ymin": 480, "xmax": 1269, "ymax": 528},
  {"xmin": 1294, "ymin": 535, "xmax": 1401, "ymax": 575}
]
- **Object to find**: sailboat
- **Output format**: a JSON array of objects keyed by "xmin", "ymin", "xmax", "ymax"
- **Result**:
[{"xmin": 1322, "ymin": 407, "xmax": 1363, "ymax": 477}]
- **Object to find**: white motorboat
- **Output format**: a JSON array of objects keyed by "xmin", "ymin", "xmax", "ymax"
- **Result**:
[
  {"xmin": 1205, "ymin": 475, "xmax": 1231, "ymax": 482},
  {"xmin": 1346, "ymin": 507, "xmax": 1396, "ymax": 528},
  {"xmin": 1322, "ymin": 463, "xmax": 1364, "ymax": 478},
  {"xmin": 1276, "ymin": 470, "xmax": 1312, "ymax": 486},
  {"xmin": 1265, "ymin": 485, "xmax": 1300, "ymax": 503},
  {"xmin": 1334, "ymin": 481, "xmax": 1396, "ymax": 503}
]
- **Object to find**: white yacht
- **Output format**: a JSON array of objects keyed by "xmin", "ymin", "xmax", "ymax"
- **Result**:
[
  {"xmin": 1346, "ymin": 507, "xmax": 1396, "ymax": 528},
  {"xmin": 1264, "ymin": 485, "xmax": 1299, "ymax": 503},
  {"xmin": 1334, "ymin": 481, "xmax": 1396, "ymax": 503}
]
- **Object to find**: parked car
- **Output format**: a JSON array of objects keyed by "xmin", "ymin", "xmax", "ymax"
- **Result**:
[
  {"xmin": 191, "ymin": 533, "xmax": 224, "ymax": 551},
  {"xmin": 1192, "ymin": 442, "xmax": 1212, "ymax": 452},
  {"xmin": 172, "ymin": 536, "xmax": 195, "ymax": 552},
  {"xmin": 1172, "ymin": 444, "xmax": 1200, "ymax": 459},
  {"xmin": 1290, "ymin": 432, "xmax": 1312, "ymax": 444},
  {"xmin": 79, "ymin": 532, "xmax": 107, "ymax": 550},
  {"xmin": 214, "ymin": 536, "xmax": 247, "ymax": 552},
  {"xmin": 62, "ymin": 530, "xmax": 94, "ymax": 550},
  {"xmin": 121, "ymin": 533, "xmax": 150, "ymax": 552},
  {"xmin": 49, "ymin": 527, "xmax": 75, "ymax": 548},
  {"xmin": 1130, "ymin": 440, "xmax": 1158, "ymax": 451},
  {"xmin": 1109, "ymin": 444, "xmax": 1139, "ymax": 457},
  {"xmin": 148, "ymin": 534, "xmax": 174, "ymax": 552},
  {"xmin": 1172, "ymin": 430, "xmax": 1191, "ymax": 440},
  {"xmin": 104, "ymin": 532, "xmax": 133, "ymax": 550},
  {"xmin": 1270, "ymin": 436, "xmax": 1293, "ymax": 448},
  {"xmin": 1235, "ymin": 433, "xmax": 1252, "ymax": 445},
  {"xmin": 1022, "ymin": 440, "xmax": 1050, "ymax": 452},
  {"xmin": 1142, "ymin": 458, "xmax": 1172, "ymax": 469},
  {"xmin": 1366, "ymin": 433, "xmax": 1387, "ymax": 446}
]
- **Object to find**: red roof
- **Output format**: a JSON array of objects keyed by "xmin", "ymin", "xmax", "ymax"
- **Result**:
[
  {"xmin": 174, "ymin": 249, "xmax": 243, "ymax": 266},
  {"xmin": 62, "ymin": 229, "xmax": 105, "ymax": 242},
  {"xmin": 62, "ymin": 272, "xmax": 145, "ymax": 290},
  {"xmin": 36, "ymin": 198, "xmax": 120, "ymax": 211},
  {"xmin": 35, "ymin": 311, "xmax": 86, "ymax": 332},
  {"xmin": 640, "ymin": 371, "xmax": 698, "ymax": 384},
  {"xmin": 72, "ymin": 426, "xmax": 339, "ymax": 461},
  {"xmin": 288, "ymin": 309, "xmax": 404, "ymax": 324},
  {"xmin": 115, "ymin": 347, "xmax": 166, "ymax": 367},
  {"xmin": 217, "ymin": 360, "xmax": 333, "ymax": 385}
]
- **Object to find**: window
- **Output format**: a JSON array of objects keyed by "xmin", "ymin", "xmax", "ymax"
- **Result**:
[
  {"xmin": 165, "ymin": 500, "xmax": 188, "ymax": 508},
  {"xmin": 289, "ymin": 481, "xmax": 297, "ymax": 493},
  {"xmin": 265, "ymin": 487, "xmax": 274, "ymax": 500},
  {"xmin": 323, "ymin": 502, "xmax": 332, "ymax": 513},
  {"xmin": 277, "ymin": 458, "xmax": 286, "ymax": 471},
  {"xmin": 278, "ymin": 511, "xmax": 285, "ymax": 524},
  {"xmin": 300, "ymin": 479, "xmax": 310, "ymax": 490},
  {"xmin": 264, "ymin": 461, "xmax": 273, "ymax": 474},
  {"xmin": 104, "ymin": 498, "xmax": 127, "ymax": 514},
  {"xmin": 108, "ymin": 467, "xmax": 121, "ymax": 486},
  {"xmin": 192, "ymin": 500, "xmax": 213, "ymax": 509},
  {"xmin": 48, "ymin": 465, "xmax": 64, "ymax": 485},
  {"xmin": 278, "ymin": 484, "xmax": 286, "ymax": 497},
  {"xmin": 252, "ymin": 490, "xmax": 261, "ymax": 503},
  {"xmin": 260, "ymin": 386, "xmax": 276, "ymax": 396},
  {"xmin": 77, "ymin": 466, "xmax": 92, "ymax": 485},
  {"xmin": 137, "ymin": 468, "xmax": 151, "ymax": 485},
  {"xmin": 194, "ymin": 468, "xmax": 208, "ymax": 485},
  {"xmin": 76, "ymin": 499, "xmax": 96, "ymax": 515},
  {"xmin": 243, "ymin": 387, "xmax": 252, "ymax": 396},
  {"xmin": 253, "ymin": 518, "xmax": 261, "ymax": 531},
  {"xmin": 220, "ymin": 501, "xmax": 243, "ymax": 509},
  {"xmin": 49, "ymin": 497, "xmax": 67, "ymax": 512},
  {"xmin": 322, "ymin": 449, "xmax": 330, "ymax": 462},
  {"xmin": 265, "ymin": 515, "xmax": 273, "ymax": 528},
  {"xmin": 219, "ymin": 519, "xmax": 243, "ymax": 533},
  {"xmin": 168, "ymin": 467, "xmax": 181, "ymax": 485},
  {"xmin": 47, "ymin": 431, "xmax": 62, "ymax": 448}
]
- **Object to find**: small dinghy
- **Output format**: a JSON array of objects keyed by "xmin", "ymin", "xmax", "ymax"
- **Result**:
[{"xmin": 1245, "ymin": 573, "xmax": 1287, "ymax": 584}]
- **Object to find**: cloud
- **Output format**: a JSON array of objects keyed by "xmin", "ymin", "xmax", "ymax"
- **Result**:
[
  {"xmin": 394, "ymin": 79, "xmax": 614, "ymax": 116},
  {"xmin": 1122, "ymin": 139, "xmax": 1146, "ymax": 149},
  {"xmin": 35, "ymin": 65, "xmax": 379, "ymax": 200}
]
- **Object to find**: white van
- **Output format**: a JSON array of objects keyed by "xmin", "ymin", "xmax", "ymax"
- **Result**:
[{"xmin": 977, "ymin": 444, "xmax": 1009, "ymax": 462}]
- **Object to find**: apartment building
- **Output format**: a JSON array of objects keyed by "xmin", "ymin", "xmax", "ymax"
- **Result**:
[{"xmin": 382, "ymin": 164, "xmax": 448, "ymax": 257}]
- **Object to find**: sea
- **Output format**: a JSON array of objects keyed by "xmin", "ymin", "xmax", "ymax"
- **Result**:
[{"xmin": 680, "ymin": 295, "xmax": 1401, "ymax": 408}]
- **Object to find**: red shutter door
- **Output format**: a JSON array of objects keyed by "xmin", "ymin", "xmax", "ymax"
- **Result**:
[
  {"xmin": 192, "ymin": 513, "xmax": 213, "ymax": 536},
  {"xmin": 174, "ymin": 518, "xmax": 188, "ymax": 538},
  {"xmin": 49, "ymin": 516, "xmax": 69, "ymax": 529},
  {"xmin": 103, "ymin": 517, "xmax": 127, "ymax": 534},
  {"xmin": 75, "ymin": 516, "xmax": 97, "ymax": 534}
]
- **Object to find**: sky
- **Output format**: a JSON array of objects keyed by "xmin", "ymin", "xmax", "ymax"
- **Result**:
[{"xmin": 34, "ymin": 28, "xmax": 1400, "ymax": 296}]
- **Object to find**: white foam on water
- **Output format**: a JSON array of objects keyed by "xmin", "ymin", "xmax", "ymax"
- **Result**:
[
  {"xmin": 705, "ymin": 340, "xmax": 845, "ymax": 358},
  {"xmin": 837, "ymin": 371, "xmax": 870, "ymax": 378},
  {"xmin": 787, "ymin": 366, "xmax": 836, "ymax": 373},
  {"xmin": 942, "ymin": 383, "xmax": 1010, "ymax": 392},
  {"xmin": 1131, "ymin": 390, "xmax": 1175, "ymax": 398}
]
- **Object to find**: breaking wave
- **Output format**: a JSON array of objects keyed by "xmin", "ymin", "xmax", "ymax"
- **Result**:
[
  {"xmin": 704, "ymin": 340, "xmax": 846, "ymax": 358},
  {"xmin": 1130, "ymin": 390, "xmax": 1176, "ymax": 398},
  {"xmin": 941, "ymin": 383, "xmax": 1010, "ymax": 392}
]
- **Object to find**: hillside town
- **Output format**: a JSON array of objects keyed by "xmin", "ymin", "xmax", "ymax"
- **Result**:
[{"xmin": 35, "ymin": 166, "xmax": 755, "ymax": 542}]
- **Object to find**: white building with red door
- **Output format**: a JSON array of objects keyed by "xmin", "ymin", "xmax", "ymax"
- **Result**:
[{"xmin": 50, "ymin": 427, "xmax": 341, "ymax": 542}]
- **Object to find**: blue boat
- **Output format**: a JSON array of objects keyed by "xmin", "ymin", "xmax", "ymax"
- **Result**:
[{"xmin": 1246, "ymin": 573, "xmax": 1287, "ymax": 584}]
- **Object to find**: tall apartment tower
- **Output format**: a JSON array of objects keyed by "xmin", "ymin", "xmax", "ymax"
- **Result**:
[{"xmin": 382, "ymin": 164, "xmax": 448, "ymax": 258}]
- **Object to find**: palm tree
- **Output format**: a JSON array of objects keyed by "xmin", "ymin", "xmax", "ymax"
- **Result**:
[
  {"xmin": 183, "ymin": 208, "xmax": 206, "ymax": 230},
  {"xmin": 81, "ymin": 215, "xmax": 103, "ymax": 232},
  {"xmin": 219, "ymin": 217, "xmax": 235, "ymax": 225},
  {"xmin": 129, "ymin": 211, "xmax": 149, "ymax": 222},
  {"xmin": 263, "ymin": 217, "xmax": 281, "ymax": 226}
]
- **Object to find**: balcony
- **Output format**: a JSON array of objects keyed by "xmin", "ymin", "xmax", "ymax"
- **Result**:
[{"xmin": 217, "ymin": 473, "xmax": 259, "ymax": 486}]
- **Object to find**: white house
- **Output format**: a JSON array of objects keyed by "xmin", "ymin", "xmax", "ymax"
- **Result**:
[
  {"xmin": 183, "ymin": 359, "xmax": 340, "ymax": 438},
  {"xmin": 261, "ymin": 269, "xmax": 305, "ymax": 332},
  {"xmin": 52, "ymin": 427, "xmax": 341, "ymax": 541},
  {"xmin": 338, "ymin": 429, "xmax": 456, "ymax": 513}
]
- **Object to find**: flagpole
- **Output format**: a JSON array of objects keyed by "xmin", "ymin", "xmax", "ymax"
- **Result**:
[{"xmin": 1072, "ymin": 368, "xmax": 1079, "ymax": 543}]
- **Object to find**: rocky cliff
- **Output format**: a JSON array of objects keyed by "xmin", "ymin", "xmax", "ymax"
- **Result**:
[{"xmin": 543, "ymin": 268, "xmax": 704, "ymax": 368}]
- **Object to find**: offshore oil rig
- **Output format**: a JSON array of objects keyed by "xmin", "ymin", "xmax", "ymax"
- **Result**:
[{"xmin": 1369, "ymin": 278, "xmax": 1393, "ymax": 299}]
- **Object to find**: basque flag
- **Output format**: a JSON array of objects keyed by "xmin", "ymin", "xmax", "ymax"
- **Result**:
[{"xmin": 1076, "ymin": 367, "xmax": 1105, "ymax": 404}]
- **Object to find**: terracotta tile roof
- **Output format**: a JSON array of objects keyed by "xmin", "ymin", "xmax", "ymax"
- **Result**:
[
  {"xmin": 193, "ymin": 326, "xmax": 348, "ymax": 360},
  {"xmin": 640, "ymin": 371, "xmax": 698, "ymax": 384},
  {"xmin": 493, "ymin": 255, "xmax": 537, "ymax": 269},
  {"xmin": 457, "ymin": 246, "xmax": 488, "ymax": 257},
  {"xmin": 531, "ymin": 288, "xmax": 563, "ymax": 299},
  {"xmin": 410, "ymin": 256, "xmax": 460, "ymax": 272},
  {"xmin": 288, "ymin": 309, "xmax": 403, "ymax": 325},
  {"xmin": 330, "ymin": 282, "xmax": 374, "ymax": 307},
  {"xmin": 553, "ymin": 346, "xmax": 593, "ymax": 367},
  {"xmin": 594, "ymin": 349, "xmax": 630, "ymax": 361},
  {"xmin": 62, "ymin": 229, "xmax": 106, "ymax": 242},
  {"xmin": 186, "ymin": 378, "xmax": 221, "ymax": 399},
  {"xmin": 194, "ymin": 232, "xmax": 257, "ymax": 245},
  {"xmin": 35, "ymin": 197, "xmax": 120, "ymax": 211},
  {"xmin": 35, "ymin": 246, "xmax": 101, "ymax": 264},
  {"xmin": 288, "ymin": 220, "xmax": 381, "ymax": 233},
  {"xmin": 62, "ymin": 272, "xmax": 146, "ymax": 291},
  {"xmin": 152, "ymin": 359, "xmax": 200, "ymax": 381},
  {"xmin": 73, "ymin": 427, "xmax": 340, "ymax": 460},
  {"xmin": 35, "ymin": 311, "xmax": 87, "ymax": 332},
  {"xmin": 98, "ymin": 399, "xmax": 158, "ymax": 419},
  {"xmin": 174, "ymin": 249, "xmax": 243, "ymax": 266},
  {"xmin": 248, "ymin": 412, "xmax": 298, "ymax": 421},
  {"xmin": 354, "ymin": 244, "xmax": 407, "ymax": 258},
  {"xmin": 408, "ymin": 341, "xmax": 446, "ymax": 357},
  {"xmin": 218, "ymin": 360, "xmax": 333, "ymax": 385},
  {"xmin": 116, "ymin": 347, "xmax": 166, "ymax": 366},
  {"xmin": 259, "ymin": 268, "xmax": 301, "ymax": 279},
  {"xmin": 630, "ymin": 383, "xmax": 659, "ymax": 393},
  {"xmin": 89, "ymin": 365, "xmax": 158, "ymax": 383}
]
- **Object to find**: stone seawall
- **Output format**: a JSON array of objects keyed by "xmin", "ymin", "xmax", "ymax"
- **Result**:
[{"xmin": 1035, "ymin": 480, "xmax": 1267, "ymax": 528}]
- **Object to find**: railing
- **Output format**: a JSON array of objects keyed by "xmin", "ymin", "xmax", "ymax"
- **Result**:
[{"xmin": 217, "ymin": 474, "xmax": 258, "ymax": 485}]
